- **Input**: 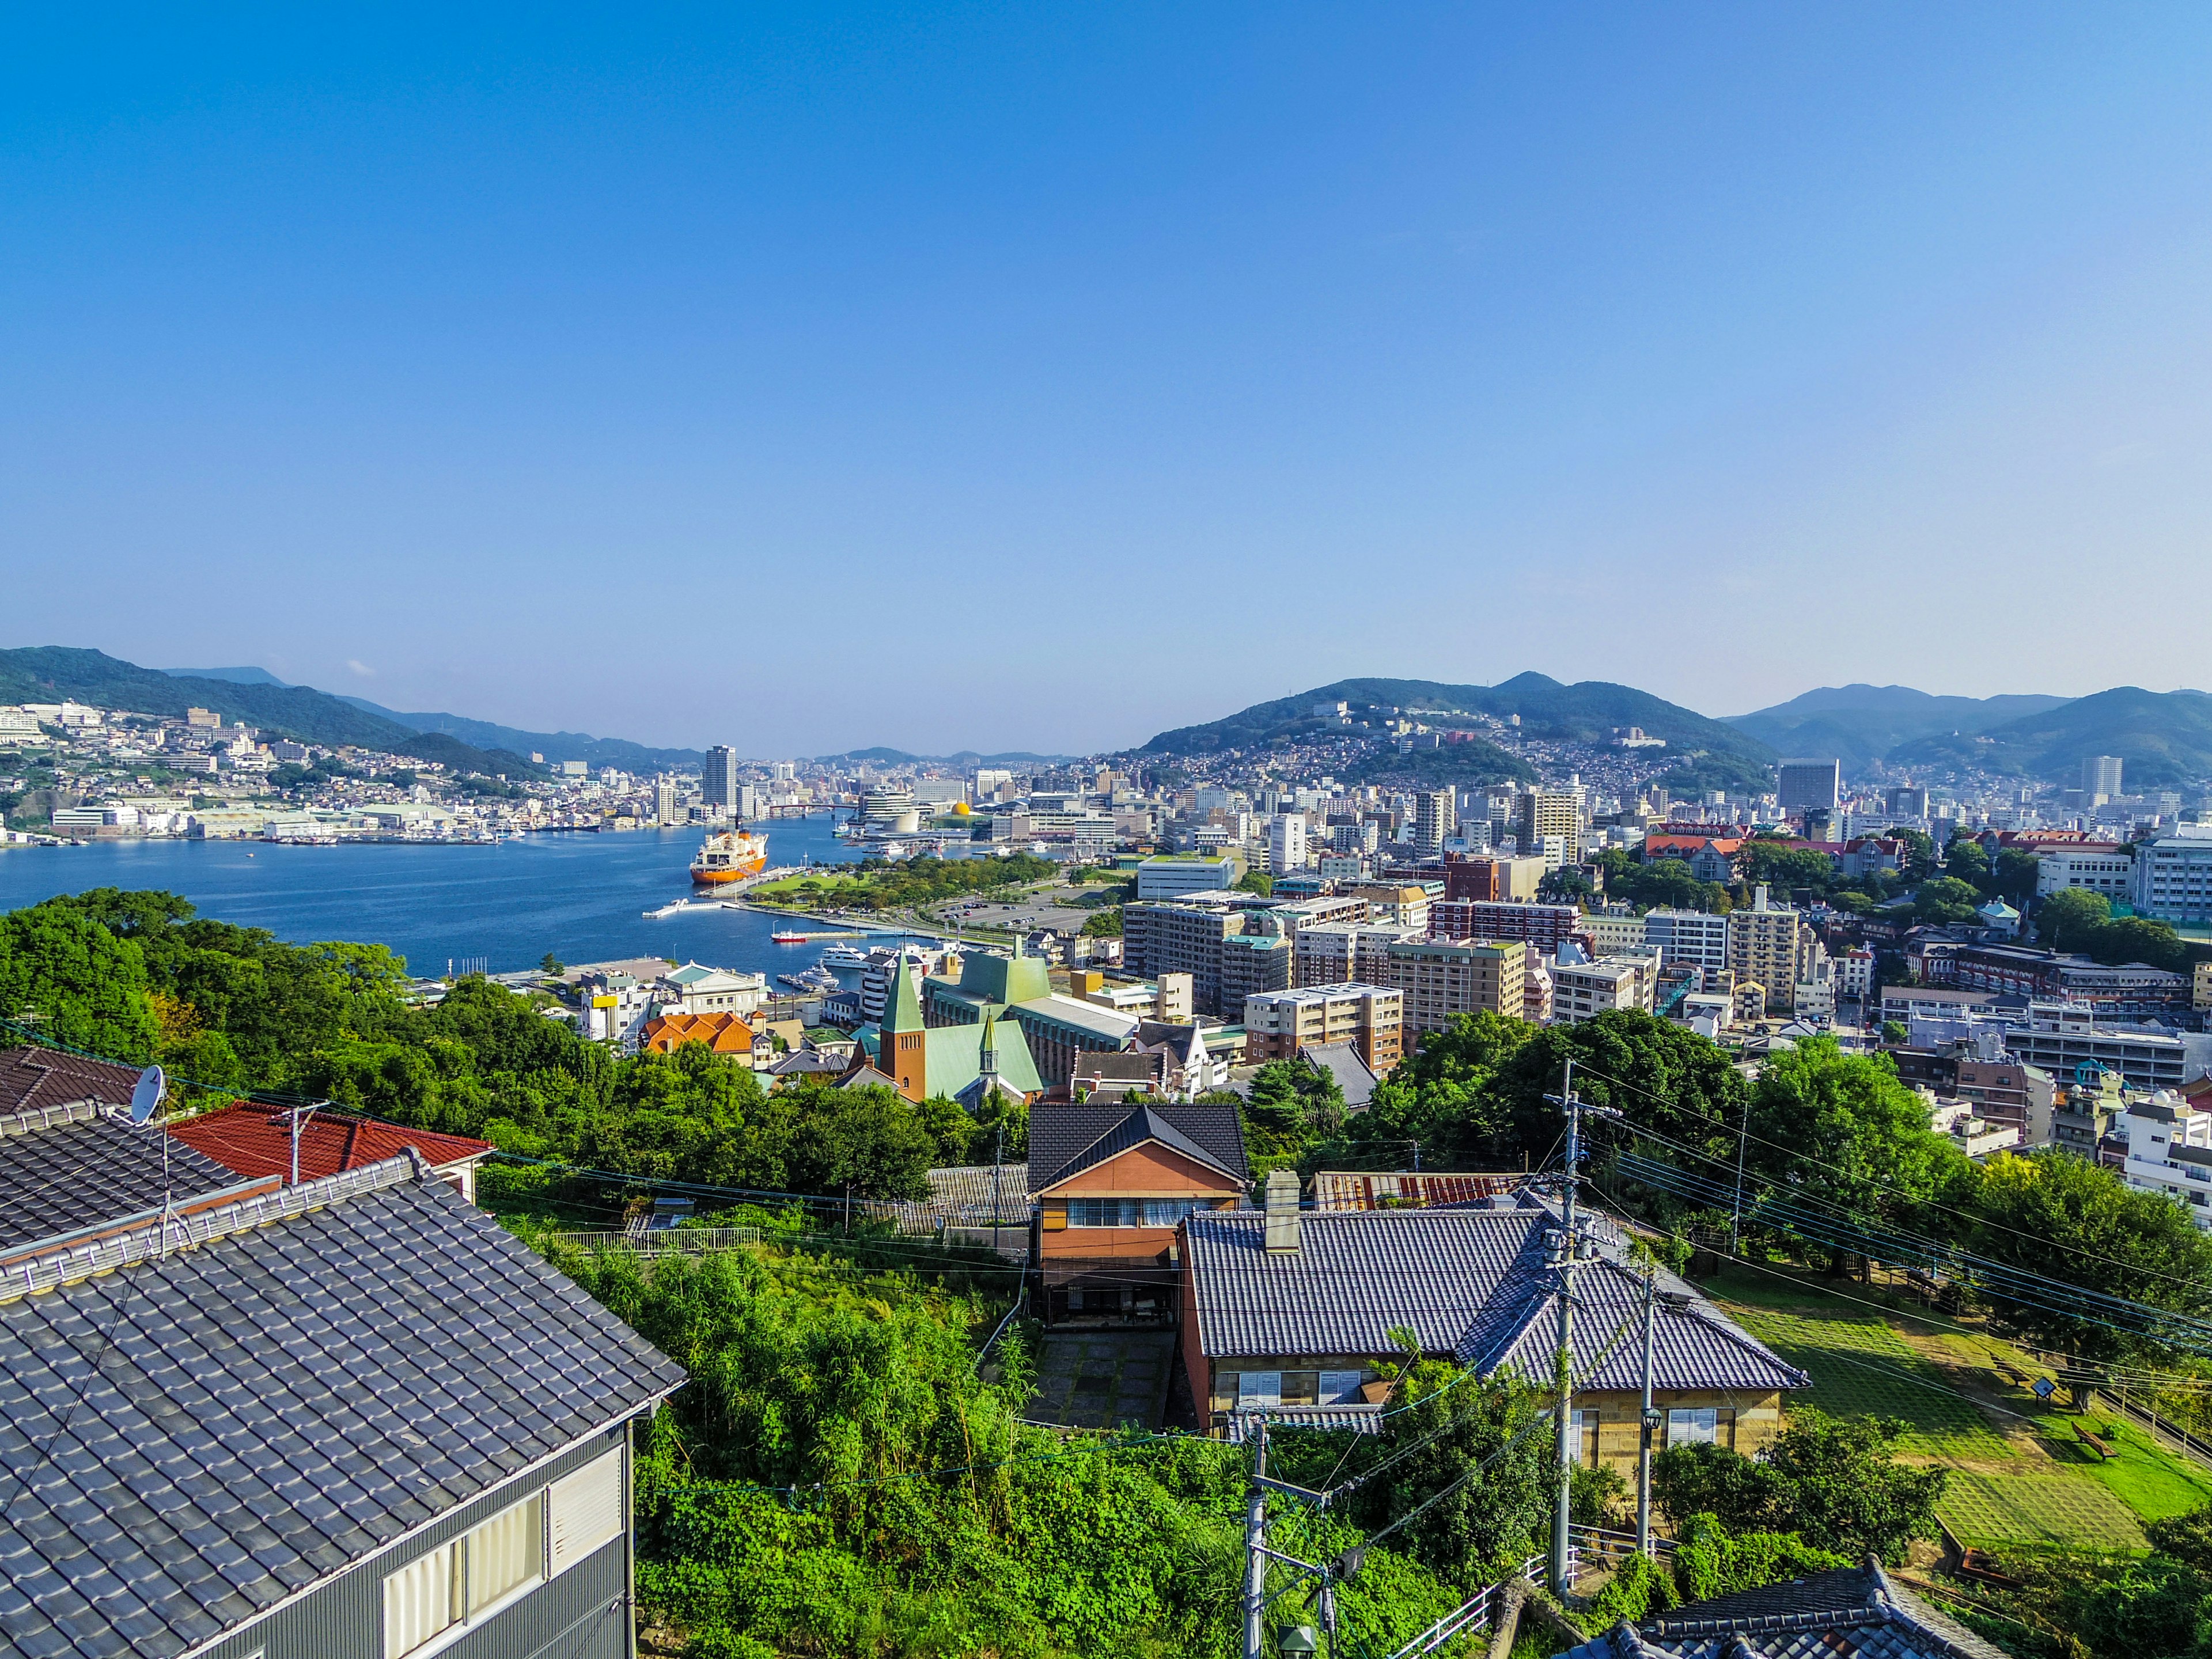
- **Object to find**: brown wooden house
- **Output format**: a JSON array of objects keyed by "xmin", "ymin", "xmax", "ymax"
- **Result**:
[{"xmin": 1028, "ymin": 1103, "xmax": 1249, "ymax": 1325}]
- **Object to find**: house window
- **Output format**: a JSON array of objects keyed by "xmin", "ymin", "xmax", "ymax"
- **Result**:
[
  {"xmin": 1666, "ymin": 1407, "xmax": 1719, "ymax": 1448},
  {"xmin": 1067, "ymin": 1198, "xmax": 1203, "ymax": 1227},
  {"xmin": 548, "ymin": 1449, "xmax": 624, "ymax": 1575},
  {"xmin": 1319, "ymin": 1370, "xmax": 1364, "ymax": 1404},
  {"xmin": 1238, "ymin": 1370, "xmax": 1283, "ymax": 1407},
  {"xmin": 382, "ymin": 1490, "xmax": 549, "ymax": 1659}
]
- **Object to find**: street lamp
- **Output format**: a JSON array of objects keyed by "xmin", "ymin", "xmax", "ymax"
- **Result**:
[{"xmin": 1278, "ymin": 1627, "xmax": 1320, "ymax": 1657}]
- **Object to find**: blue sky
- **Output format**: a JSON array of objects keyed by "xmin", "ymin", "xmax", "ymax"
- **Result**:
[{"xmin": 6, "ymin": 6, "xmax": 2211, "ymax": 756}]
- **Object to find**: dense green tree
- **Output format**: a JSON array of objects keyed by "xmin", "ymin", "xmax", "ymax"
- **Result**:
[
  {"xmin": 1912, "ymin": 876, "xmax": 1983, "ymax": 925},
  {"xmin": 1886, "ymin": 828, "xmax": 1938, "ymax": 881},
  {"xmin": 2039, "ymin": 888, "xmax": 2113, "ymax": 952},
  {"xmin": 0, "ymin": 901, "xmax": 160, "ymax": 1061},
  {"xmin": 1992, "ymin": 847, "xmax": 2040, "ymax": 905},
  {"xmin": 1653, "ymin": 1410, "xmax": 1945, "ymax": 1562},
  {"xmin": 1968, "ymin": 1151, "xmax": 2212, "ymax": 1387},
  {"xmin": 1942, "ymin": 834, "xmax": 1992, "ymax": 887},
  {"xmin": 1495, "ymin": 1011, "xmax": 1752, "ymax": 1173},
  {"xmin": 1243, "ymin": 1058, "xmax": 1344, "ymax": 1169},
  {"xmin": 1349, "ymin": 1010, "xmax": 1536, "ymax": 1166},
  {"xmin": 1234, "ymin": 871, "xmax": 1273, "ymax": 896}
]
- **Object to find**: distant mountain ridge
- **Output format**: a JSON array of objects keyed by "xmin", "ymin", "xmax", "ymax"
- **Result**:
[
  {"xmin": 1724, "ymin": 684, "xmax": 2075, "ymax": 770},
  {"xmin": 1886, "ymin": 687, "xmax": 2212, "ymax": 790},
  {"xmin": 0, "ymin": 649, "xmax": 535, "ymax": 775},
  {"xmin": 1140, "ymin": 674, "xmax": 1778, "ymax": 794},
  {"xmin": 161, "ymin": 666, "xmax": 700, "ymax": 771}
]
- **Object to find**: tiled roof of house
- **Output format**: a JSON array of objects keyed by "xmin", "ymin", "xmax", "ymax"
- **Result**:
[
  {"xmin": 1300, "ymin": 1041, "xmax": 1377, "ymax": 1109},
  {"xmin": 1027, "ymin": 1103, "xmax": 1249, "ymax": 1195},
  {"xmin": 1184, "ymin": 1206, "xmax": 1807, "ymax": 1394},
  {"xmin": 168, "ymin": 1102, "xmax": 493, "ymax": 1184},
  {"xmin": 0, "ymin": 1101, "xmax": 247, "ymax": 1252},
  {"xmin": 0, "ymin": 1046, "xmax": 143, "ymax": 1116},
  {"xmin": 640, "ymin": 1010, "xmax": 757, "ymax": 1054},
  {"xmin": 1562, "ymin": 1559, "xmax": 2008, "ymax": 1659},
  {"xmin": 0, "ymin": 1154, "xmax": 684, "ymax": 1659}
]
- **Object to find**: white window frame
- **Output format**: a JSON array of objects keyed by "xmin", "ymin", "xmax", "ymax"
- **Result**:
[
  {"xmin": 1318, "ymin": 1370, "xmax": 1365, "ymax": 1404},
  {"xmin": 384, "ymin": 1445, "xmax": 624, "ymax": 1659},
  {"xmin": 1665, "ymin": 1406, "xmax": 1719, "ymax": 1448},
  {"xmin": 1237, "ymin": 1370, "xmax": 1283, "ymax": 1407}
]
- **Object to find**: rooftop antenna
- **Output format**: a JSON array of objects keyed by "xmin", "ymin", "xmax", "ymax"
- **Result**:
[{"xmin": 131, "ymin": 1065, "xmax": 177, "ymax": 1257}]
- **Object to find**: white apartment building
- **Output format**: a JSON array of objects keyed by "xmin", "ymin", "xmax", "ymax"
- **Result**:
[
  {"xmin": 2133, "ymin": 834, "xmax": 2212, "ymax": 925},
  {"xmin": 1580, "ymin": 911, "xmax": 1647, "ymax": 958},
  {"xmin": 2037, "ymin": 847, "xmax": 2135, "ymax": 900},
  {"xmin": 1728, "ymin": 889, "xmax": 1805, "ymax": 1016},
  {"xmin": 1135, "ymin": 854, "xmax": 1240, "ymax": 900},
  {"xmin": 1642, "ymin": 909, "xmax": 1730, "ymax": 978},
  {"xmin": 1293, "ymin": 922, "xmax": 1418, "ymax": 988},
  {"xmin": 1551, "ymin": 956, "xmax": 1653, "ymax": 1024},
  {"xmin": 1836, "ymin": 948, "xmax": 1876, "ymax": 1002},
  {"xmin": 1267, "ymin": 813, "xmax": 1309, "ymax": 875},
  {"xmin": 2118, "ymin": 1093, "xmax": 2212, "ymax": 1229}
]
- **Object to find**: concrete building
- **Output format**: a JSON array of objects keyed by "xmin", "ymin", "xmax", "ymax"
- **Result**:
[
  {"xmin": 1777, "ymin": 759, "xmax": 1841, "ymax": 815},
  {"xmin": 1219, "ymin": 931, "xmax": 1294, "ymax": 1009},
  {"xmin": 1293, "ymin": 922, "xmax": 1419, "ymax": 988},
  {"xmin": 2005, "ymin": 1004, "xmax": 2212, "ymax": 1093},
  {"xmin": 1579, "ymin": 910, "xmax": 1646, "ymax": 958},
  {"xmin": 2133, "ymin": 833, "xmax": 2212, "ymax": 925},
  {"xmin": 702, "ymin": 744, "xmax": 741, "ymax": 815},
  {"xmin": 2116, "ymin": 1092, "xmax": 2212, "ymax": 1229},
  {"xmin": 1431, "ymin": 900, "xmax": 1581, "ymax": 952},
  {"xmin": 1383, "ymin": 937, "xmax": 1526, "ymax": 1035},
  {"xmin": 1243, "ymin": 983, "xmax": 1404, "ymax": 1075},
  {"xmin": 1642, "ymin": 909, "xmax": 1731, "ymax": 979},
  {"xmin": 1135, "ymin": 854, "xmax": 1241, "ymax": 900},
  {"xmin": 2037, "ymin": 846, "xmax": 2135, "ymax": 899},
  {"xmin": 1551, "ymin": 956, "xmax": 1654, "ymax": 1024},
  {"xmin": 1442, "ymin": 854, "xmax": 1547, "ymax": 903},
  {"xmin": 1728, "ymin": 889, "xmax": 1805, "ymax": 1016},
  {"xmin": 2085, "ymin": 754, "xmax": 2125, "ymax": 800},
  {"xmin": 1515, "ymin": 791, "xmax": 1582, "ymax": 863},
  {"xmin": 1413, "ymin": 789, "xmax": 1456, "ymax": 855},
  {"xmin": 1344, "ymin": 883, "xmax": 1431, "ymax": 933},
  {"xmin": 1267, "ymin": 895, "xmax": 1372, "ymax": 939},
  {"xmin": 1267, "ymin": 813, "xmax": 1308, "ymax": 875},
  {"xmin": 1005, "ymin": 995, "xmax": 1143, "ymax": 1090}
]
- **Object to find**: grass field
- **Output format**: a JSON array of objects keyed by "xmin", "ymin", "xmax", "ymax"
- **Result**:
[
  {"xmin": 1725, "ymin": 1305, "xmax": 2010, "ymax": 1460},
  {"xmin": 1934, "ymin": 1470, "xmax": 2146, "ymax": 1553},
  {"xmin": 1703, "ymin": 1263, "xmax": 2212, "ymax": 1556}
]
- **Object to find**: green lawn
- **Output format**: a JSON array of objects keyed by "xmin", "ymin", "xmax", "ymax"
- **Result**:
[
  {"xmin": 1725, "ymin": 1305, "xmax": 2009, "ymax": 1460},
  {"xmin": 1936, "ymin": 1470, "xmax": 2146, "ymax": 1554},
  {"xmin": 2043, "ymin": 1418, "xmax": 2212, "ymax": 1524}
]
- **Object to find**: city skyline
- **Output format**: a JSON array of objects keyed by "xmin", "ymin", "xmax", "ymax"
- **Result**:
[{"xmin": 9, "ymin": 7, "xmax": 2212, "ymax": 753}]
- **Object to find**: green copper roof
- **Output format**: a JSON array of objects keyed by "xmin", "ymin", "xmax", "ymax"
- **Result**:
[
  {"xmin": 955, "ymin": 947, "xmax": 1052, "ymax": 1008},
  {"xmin": 884, "ymin": 960, "xmax": 925, "ymax": 1035},
  {"xmin": 924, "ymin": 1019, "xmax": 1043, "ymax": 1099}
]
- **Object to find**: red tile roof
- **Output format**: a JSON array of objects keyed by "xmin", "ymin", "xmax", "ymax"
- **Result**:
[
  {"xmin": 640, "ymin": 1011, "xmax": 757, "ymax": 1055},
  {"xmin": 168, "ymin": 1103, "xmax": 493, "ymax": 1183},
  {"xmin": 0, "ymin": 1046, "xmax": 145, "ymax": 1118}
]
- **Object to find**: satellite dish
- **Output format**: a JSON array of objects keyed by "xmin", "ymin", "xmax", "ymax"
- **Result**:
[{"xmin": 130, "ymin": 1065, "xmax": 166, "ymax": 1126}]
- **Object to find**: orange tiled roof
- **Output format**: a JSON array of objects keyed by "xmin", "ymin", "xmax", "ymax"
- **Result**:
[{"xmin": 641, "ymin": 1011, "xmax": 758, "ymax": 1055}]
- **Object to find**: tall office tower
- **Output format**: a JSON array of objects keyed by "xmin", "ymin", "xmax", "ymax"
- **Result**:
[
  {"xmin": 1777, "ymin": 759, "xmax": 1841, "ymax": 815},
  {"xmin": 1413, "ymin": 789, "xmax": 1456, "ymax": 854},
  {"xmin": 653, "ymin": 779, "xmax": 678, "ymax": 824},
  {"xmin": 1885, "ymin": 785, "xmax": 1929, "ymax": 819},
  {"xmin": 703, "ymin": 745, "xmax": 740, "ymax": 815},
  {"xmin": 1267, "ymin": 813, "xmax": 1308, "ymax": 874},
  {"xmin": 2084, "ymin": 755, "xmax": 2124, "ymax": 799},
  {"xmin": 1514, "ymin": 790, "xmax": 1581, "ymax": 861}
]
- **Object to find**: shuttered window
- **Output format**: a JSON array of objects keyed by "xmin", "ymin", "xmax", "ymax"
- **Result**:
[
  {"xmin": 549, "ymin": 1448, "xmax": 626, "ymax": 1576},
  {"xmin": 383, "ymin": 1543, "xmax": 459, "ymax": 1659},
  {"xmin": 467, "ymin": 1494, "xmax": 544, "ymax": 1615},
  {"xmin": 1666, "ymin": 1407, "xmax": 1719, "ymax": 1447},
  {"xmin": 1319, "ymin": 1370, "xmax": 1364, "ymax": 1404},
  {"xmin": 1237, "ymin": 1370, "xmax": 1283, "ymax": 1407}
]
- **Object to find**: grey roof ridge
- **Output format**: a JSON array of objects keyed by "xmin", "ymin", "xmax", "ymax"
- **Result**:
[
  {"xmin": 0, "ymin": 1096, "xmax": 101, "ymax": 1139},
  {"xmin": 0, "ymin": 1152, "xmax": 421, "ymax": 1304},
  {"xmin": 176, "ymin": 1404, "xmax": 670, "ymax": 1659},
  {"xmin": 1040, "ymin": 1104, "xmax": 1240, "ymax": 1190}
]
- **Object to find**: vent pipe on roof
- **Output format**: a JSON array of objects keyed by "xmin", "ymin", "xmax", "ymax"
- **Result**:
[{"xmin": 1264, "ymin": 1168, "xmax": 1301, "ymax": 1252}]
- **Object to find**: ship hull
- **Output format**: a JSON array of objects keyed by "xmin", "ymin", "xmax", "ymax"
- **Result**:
[{"xmin": 690, "ymin": 856, "xmax": 766, "ymax": 885}]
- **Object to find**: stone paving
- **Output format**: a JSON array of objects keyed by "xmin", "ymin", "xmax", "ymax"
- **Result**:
[{"xmin": 1027, "ymin": 1330, "xmax": 1177, "ymax": 1430}]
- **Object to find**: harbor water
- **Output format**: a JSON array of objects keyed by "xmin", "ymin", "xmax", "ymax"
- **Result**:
[{"xmin": 0, "ymin": 815, "xmax": 934, "ymax": 978}]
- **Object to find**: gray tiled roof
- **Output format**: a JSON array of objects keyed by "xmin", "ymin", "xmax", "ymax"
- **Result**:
[
  {"xmin": 1027, "ymin": 1103, "xmax": 1249, "ymax": 1195},
  {"xmin": 1184, "ymin": 1207, "xmax": 1807, "ymax": 1395},
  {"xmin": 1561, "ymin": 1560, "xmax": 2008, "ymax": 1659},
  {"xmin": 0, "ymin": 1158, "xmax": 684, "ymax": 1659},
  {"xmin": 1300, "ymin": 1041, "xmax": 1377, "ymax": 1109},
  {"xmin": 0, "ymin": 1103, "xmax": 247, "ymax": 1252},
  {"xmin": 1035, "ymin": 1105, "xmax": 1243, "ymax": 1193}
]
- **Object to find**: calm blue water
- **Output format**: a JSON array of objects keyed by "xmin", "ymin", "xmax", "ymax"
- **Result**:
[{"xmin": 0, "ymin": 815, "xmax": 918, "ymax": 978}]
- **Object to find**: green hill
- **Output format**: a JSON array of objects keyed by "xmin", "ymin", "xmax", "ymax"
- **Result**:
[
  {"xmin": 1725, "ymin": 684, "xmax": 2073, "ymax": 769},
  {"xmin": 1885, "ymin": 687, "xmax": 2212, "ymax": 789},
  {"xmin": 0, "ymin": 647, "xmax": 539, "ymax": 775},
  {"xmin": 1141, "ymin": 674, "xmax": 1775, "ymax": 791}
]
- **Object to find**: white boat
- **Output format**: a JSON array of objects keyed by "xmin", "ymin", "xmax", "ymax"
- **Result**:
[{"xmin": 819, "ymin": 945, "xmax": 872, "ymax": 971}]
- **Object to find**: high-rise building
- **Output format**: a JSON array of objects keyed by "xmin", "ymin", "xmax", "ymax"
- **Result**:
[
  {"xmin": 1777, "ymin": 759, "xmax": 1841, "ymax": 815},
  {"xmin": 653, "ymin": 779, "xmax": 678, "ymax": 824},
  {"xmin": 1728, "ymin": 887, "xmax": 1805, "ymax": 1016},
  {"xmin": 1268, "ymin": 813, "xmax": 1308, "ymax": 874},
  {"xmin": 702, "ymin": 745, "xmax": 740, "ymax": 815},
  {"xmin": 2085, "ymin": 755, "xmax": 2124, "ymax": 799},
  {"xmin": 1413, "ymin": 790, "xmax": 1456, "ymax": 855},
  {"xmin": 1641, "ymin": 909, "xmax": 1730, "ymax": 978},
  {"xmin": 1514, "ymin": 791, "xmax": 1581, "ymax": 862},
  {"xmin": 1885, "ymin": 785, "xmax": 1930, "ymax": 820},
  {"xmin": 1243, "ymin": 984, "xmax": 1404, "ymax": 1074},
  {"xmin": 1382, "ymin": 938, "xmax": 1526, "ymax": 1035}
]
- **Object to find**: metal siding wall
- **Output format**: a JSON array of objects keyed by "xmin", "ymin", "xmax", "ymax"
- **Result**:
[{"xmin": 191, "ymin": 1426, "xmax": 633, "ymax": 1659}]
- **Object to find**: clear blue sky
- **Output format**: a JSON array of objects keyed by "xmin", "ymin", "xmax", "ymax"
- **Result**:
[{"xmin": 6, "ymin": 7, "xmax": 2211, "ymax": 756}]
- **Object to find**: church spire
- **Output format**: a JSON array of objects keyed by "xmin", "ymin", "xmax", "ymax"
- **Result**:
[{"xmin": 979, "ymin": 1011, "xmax": 998, "ymax": 1083}]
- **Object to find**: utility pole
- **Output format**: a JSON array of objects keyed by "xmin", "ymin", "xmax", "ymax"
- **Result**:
[
  {"xmin": 1244, "ymin": 1416, "xmax": 1270, "ymax": 1659},
  {"xmin": 1637, "ymin": 1260, "xmax": 1658, "ymax": 1557},
  {"xmin": 1550, "ymin": 1058, "xmax": 1581, "ymax": 1594}
]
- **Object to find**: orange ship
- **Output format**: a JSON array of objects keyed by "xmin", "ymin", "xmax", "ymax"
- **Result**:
[{"xmin": 690, "ymin": 830, "xmax": 768, "ymax": 885}]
